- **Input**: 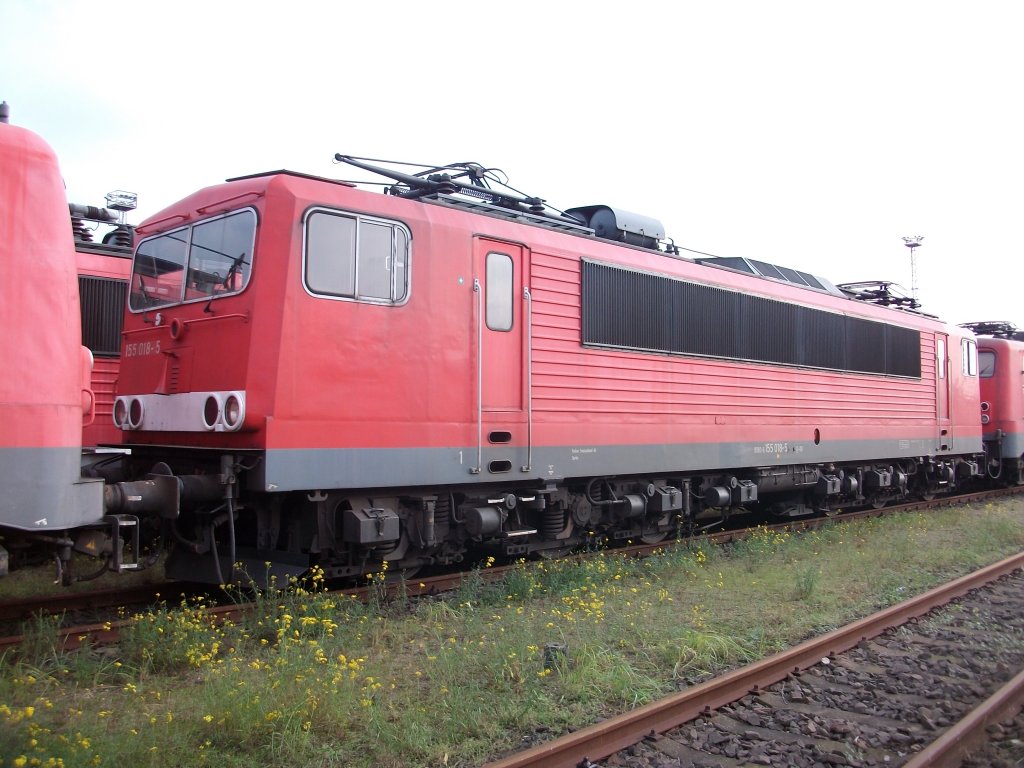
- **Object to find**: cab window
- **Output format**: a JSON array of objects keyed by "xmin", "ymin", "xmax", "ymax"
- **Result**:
[
  {"xmin": 304, "ymin": 209, "xmax": 410, "ymax": 305},
  {"xmin": 485, "ymin": 252, "xmax": 513, "ymax": 331},
  {"xmin": 978, "ymin": 350, "xmax": 996, "ymax": 378},
  {"xmin": 130, "ymin": 209, "xmax": 256, "ymax": 311}
]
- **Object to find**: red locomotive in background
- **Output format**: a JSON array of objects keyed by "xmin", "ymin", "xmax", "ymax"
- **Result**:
[
  {"xmin": 1, "ymin": 110, "xmax": 1015, "ymax": 585},
  {"xmin": 965, "ymin": 322, "xmax": 1024, "ymax": 484},
  {"xmin": 0, "ymin": 113, "xmax": 104, "ymax": 540},
  {"xmin": 0, "ymin": 107, "xmax": 140, "ymax": 581}
]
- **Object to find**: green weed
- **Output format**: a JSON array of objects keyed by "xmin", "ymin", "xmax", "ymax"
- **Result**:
[{"xmin": 2, "ymin": 497, "xmax": 1024, "ymax": 767}]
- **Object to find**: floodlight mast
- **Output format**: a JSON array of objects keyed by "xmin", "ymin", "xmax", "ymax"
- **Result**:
[{"xmin": 902, "ymin": 235, "xmax": 924, "ymax": 300}]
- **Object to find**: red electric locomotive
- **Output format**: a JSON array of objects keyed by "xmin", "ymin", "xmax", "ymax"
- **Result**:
[
  {"xmin": 964, "ymin": 322, "xmax": 1024, "ymax": 484},
  {"xmin": 0, "ymin": 115, "xmax": 108, "ymax": 554},
  {"xmin": 110, "ymin": 157, "xmax": 985, "ymax": 584},
  {"xmin": 0, "ymin": 110, "xmax": 153, "ymax": 581}
]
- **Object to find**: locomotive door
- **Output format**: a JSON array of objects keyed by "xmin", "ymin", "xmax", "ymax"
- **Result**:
[
  {"xmin": 936, "ymin": 333, "xmax": 951, "ymax": 445},
  {"xmin": 471, "ymin": 237, "xmax": 529, "ymax": 474}
]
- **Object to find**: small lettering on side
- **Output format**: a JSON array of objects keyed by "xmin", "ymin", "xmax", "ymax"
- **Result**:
[
  {"xmin": 124, "ymin": 341, "xmax": 161, "ymax": 357},
  {"xmin": 753, "ymin": 443, "xmax": 804, "ymax": 455},
  {"xmin": 570, "ymin": 447, "xmax": 598, "ymax": 462}
]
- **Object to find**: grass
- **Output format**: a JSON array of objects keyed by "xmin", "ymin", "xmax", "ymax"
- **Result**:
[{"xmin": 2, "ymin": 497, "xmax": 1024, "ymax": 767}]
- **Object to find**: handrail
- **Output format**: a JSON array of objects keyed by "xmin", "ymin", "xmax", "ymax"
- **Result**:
[
  {"xmin": 521, "ymin": 286, "xmax": 533, "ymax": 473},
  {"xmin": 471, "ymin": 278, "xmax": 482, "ymax": 474}
]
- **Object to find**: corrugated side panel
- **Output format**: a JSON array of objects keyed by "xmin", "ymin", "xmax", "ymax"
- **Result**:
[{"xmin": 530, "ymin": 253, "xmax": 936, "ymax": 422}]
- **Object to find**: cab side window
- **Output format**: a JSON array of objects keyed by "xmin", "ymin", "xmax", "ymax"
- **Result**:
[{"xmin": 305, "ymin": 209, "xmax": 410, "ymax": 305}]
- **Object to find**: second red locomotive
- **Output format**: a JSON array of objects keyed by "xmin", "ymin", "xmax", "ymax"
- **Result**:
[{"xmin": 965, "ymin": 322, "xmax": 1024, "ymax": 484}]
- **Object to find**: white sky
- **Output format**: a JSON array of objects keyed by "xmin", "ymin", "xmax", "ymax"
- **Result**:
[{"xmin": 3, "ymin": 0, "xmax": 1021, "ymax": 328}]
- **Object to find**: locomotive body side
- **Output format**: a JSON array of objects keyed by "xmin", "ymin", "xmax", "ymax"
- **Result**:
[
  {"xmin": 113, "ymin": 170, "xmax": 985, "ymax": 582},
  {"xmin": 526, "ymin": 249, "xmax": 982, "ymax": 473},
  {"xmin": 0, "ymin": 123, "xmax": 105, "ymax": 531},
  {"xmin": 119, "ymin": 175, "xmax": 984, "ymax": 482},
  {"xmin": 978, "ymin": 336, "xmax": 1024, "ymax": 482}
]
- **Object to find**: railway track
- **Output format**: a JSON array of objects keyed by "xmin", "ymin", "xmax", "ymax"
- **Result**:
[
  {"xmin": 0, "ymin": 582, "xmax": 194, "ymax": 623},
  {"xmin": 905, "ymin": 667, "xmax": 1024, "ymax": 767},
  {"xmin": 484, "ymin": 550, "xmax": 1024, "ymax": 768},
  {"xmin": 1, "ymin": 486, "xmax": 1021, "ymax": 654}
]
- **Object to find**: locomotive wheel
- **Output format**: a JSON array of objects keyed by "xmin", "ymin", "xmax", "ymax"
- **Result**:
[{"xmin": 869, "ymin": 496, "xmax": 889, "ymax": 510}]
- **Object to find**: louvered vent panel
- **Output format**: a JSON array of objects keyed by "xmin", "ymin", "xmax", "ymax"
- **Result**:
[
  {"xmin": 79, "ymin": 277, "xmax": 127, "ymax": 357},
  {"xmin": 886, "ymin": 324, "xmax": 924, "ymax": 378},
  {"xmin": 581, "ymin": 260, "xmax": 921, "ymax": 378}
]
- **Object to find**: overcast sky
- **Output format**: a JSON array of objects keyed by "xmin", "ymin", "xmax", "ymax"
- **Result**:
[{"xmin": 3, "ymin": 0, "xmax": 1021, "ymax": 328}]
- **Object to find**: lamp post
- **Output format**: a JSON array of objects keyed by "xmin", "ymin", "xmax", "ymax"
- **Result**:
[{"xmin": 902, "ymin": 236, "xmax": 924, "ymax": 300}]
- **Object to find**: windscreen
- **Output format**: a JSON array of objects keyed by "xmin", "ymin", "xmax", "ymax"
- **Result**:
[{"xmin": 130, "ymin": 209, "xmax": 257, "ymax": 311}]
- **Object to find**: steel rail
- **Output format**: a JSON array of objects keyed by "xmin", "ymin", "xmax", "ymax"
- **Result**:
[
  {"xmin": 483, "ymin": 549, "xmax": 1024, "ymax": 768},
  {"xmin": 0, "ymin": 573, "xmax": 458, "ymax": 653},
  {"xmin": 903, "ymin": 666, "xmax": 1024, "ymax": 768},
  {"xmin": 0, "ymin": 584, "xmax": 177, "ymax": 622}
]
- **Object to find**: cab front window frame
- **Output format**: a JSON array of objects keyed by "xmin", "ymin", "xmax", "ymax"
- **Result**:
[{"xmin": 129, "ymin": 208, "xmax": 258, "ymax": 312}]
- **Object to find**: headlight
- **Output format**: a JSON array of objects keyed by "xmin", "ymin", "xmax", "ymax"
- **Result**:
[
  {"xmin": 203, "ymin": 395, "xmax": 223, "ymax": 430},
  {"xmin": 113, "ymin": 398, "xmax": 128, "ymax": 428},
  {"xmin": 223, "ymin": 393, "xmax": 244, "ymax": 431},
  {"xmin": 127, "ymin": 398, "xmax": 144, "ymax": 430}
]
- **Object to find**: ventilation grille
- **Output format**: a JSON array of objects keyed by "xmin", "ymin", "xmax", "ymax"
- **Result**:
[
  {"xmin": 79, "ymin": 276, "xmax": 127, "ymax": 357},
  {"xmin": 581, "ymin": 261, "xmax": 921, "ymax": 378}
]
